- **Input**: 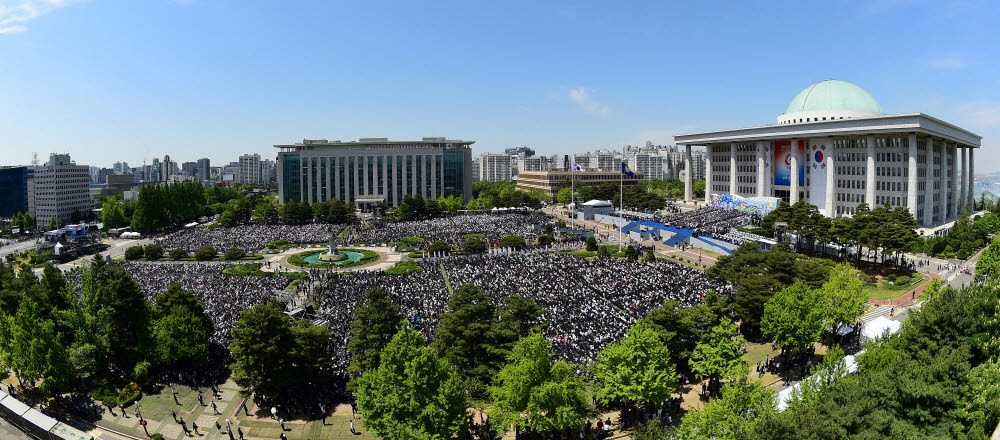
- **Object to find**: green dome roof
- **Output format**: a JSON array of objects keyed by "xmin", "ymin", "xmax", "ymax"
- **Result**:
[{"xmin": 783, "ymin": 80, "xmax": 883, "ymax": 115}]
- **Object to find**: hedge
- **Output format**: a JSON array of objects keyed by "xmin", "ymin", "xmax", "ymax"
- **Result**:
[
  {"xmin": 118, "ymin": 383, "xmax": 142, "ymax": 407},
  {"xmin": 222, "ymin": 263, "xmax": 267, "ymax": 277},
  {"xmin": 385, "ymin": 260, "xmax": 423, "ymax": 275},
  {"xmin": 91, "ymin": 383, "xmax": 119, "ymax": 406}
]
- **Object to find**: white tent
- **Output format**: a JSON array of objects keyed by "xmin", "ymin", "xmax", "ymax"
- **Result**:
[{"xmin": 860, "ymin": 316, "xmax": 901, "ymax": 343}]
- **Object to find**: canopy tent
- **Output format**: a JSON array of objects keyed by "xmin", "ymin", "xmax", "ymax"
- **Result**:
[{"xmin": 860, "ymin": 316, "xmax": 901, "ymax": 343}]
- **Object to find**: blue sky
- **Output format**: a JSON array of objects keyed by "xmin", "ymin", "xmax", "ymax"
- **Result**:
[{"xmin": 1, "ymin": 0, "xmax": 998, "ymax": 172}]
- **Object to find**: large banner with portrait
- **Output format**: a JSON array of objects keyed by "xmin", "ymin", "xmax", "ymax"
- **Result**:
[{"xmin": 774, "ymin": 140, "xmax": 805, "ymax": 186}]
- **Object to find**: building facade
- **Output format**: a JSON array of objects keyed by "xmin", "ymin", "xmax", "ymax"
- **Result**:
[
  {"xmin": 27, "ymin": 154, "xmax": 90, "ymax": 227},
  {"xmin": 627, "ymin": 152, "xmax": 664, "ymax": 181},
  {"xmin": 197, "ymin": 158, "xmax": 211, "ymax": 182},
  {"xmin": 476, "ymin": 153, "xmax": 513, "ymax": 182},
  {"xmin": 676, "ymin": 80, "xmax": 981, "ymax": 227},
  {"xmin": 239, "ymin": 154, "xmax": 262, "ymax": 184},
  {"xmin": 517, "ymin": 170, "xmax": 643, "ymax": 197},
  {"xmin": 0, "ymin": 167, "xmax": 30, "ymax": 219},
  {"xmin": 276, "ymin": 137, "xmax": 474, "ymax": 208}
]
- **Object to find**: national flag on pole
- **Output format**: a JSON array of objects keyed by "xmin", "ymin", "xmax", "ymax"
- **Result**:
[
  {"xmin": 621, "ymin": 162, "xmax": 636, "ymax": 178},
  {"xmin": 572, "ymin": 163, "xmax": 584, "ymax": 172}
]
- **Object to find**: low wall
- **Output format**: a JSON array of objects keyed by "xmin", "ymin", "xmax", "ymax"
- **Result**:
[{"xmin": 0, "ymin": 389, "xmax": 93, "ymax": 440}]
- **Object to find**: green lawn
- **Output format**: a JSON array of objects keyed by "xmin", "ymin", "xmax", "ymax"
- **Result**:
[{"xmin": 863, "ymin": 272, "xmax": 927, "ymax": 301}]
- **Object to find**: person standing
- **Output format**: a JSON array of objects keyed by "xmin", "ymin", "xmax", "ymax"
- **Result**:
[{"xmin": 350, "ymin": 419, "xmax": 356, "ymax": 435}]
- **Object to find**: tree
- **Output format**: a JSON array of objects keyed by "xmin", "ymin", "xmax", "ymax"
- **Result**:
[
  {"xmin": 81, "ymin": 261, "xmax": 152, "ymax": 362},
  {"xmin": 356, "ymin": 328, "xmax": 468, "ymax": 440},
  {"xmin": 493, "ymin": 296, "xmax": 546, "ymax": 354},
  {"xmin": 693, "ymin": 180, "xmax": 706, "ymax": 198},
  {"xmin": 586, "ymin": 236, "xmax": 598, "ymax": 251},
  {"xmin": 229, "ymin": 300, "xmax": 297, "ymax": 397},
  {"xmin": 169, "ymin": 248, "xmax": 187, "ymax": 260},
  {"xmin": 427, "ymin": 241, "xmax": 451, "ymax": 255},
  {"xmin": 347, "ymin": 288, "xmax": 403, "ymax": 387},
  {"xmin": 821, "ymin": 263, "xmax": 868, "ymax": 332},
  {"xmin": 224, "ymin": 247, "xmax": 246, "ymax": 260},
  {"xmin": 195, "ymin": 246, "xmax": 217, "ymax": 261},
  {"xmin": 538, "ymin": 234, "xmax": 554, "ymax": 247},
  {"xmin": 463, "ymin": 238, "xmax": 486, "ymax": 254},
  {"xmin": 642, "ymin": 300, "xmax": 716, "ymax": 374},
  {"xmin": 976, "ymin": 235, "xmax": 1000, "ymax": 278},
  {"xmin": 645, "ymin": 248, "xmax": 655, "ymax": 262},
  {"xmin": 761, "ymin": 282, "xmax": 827, "ymax": 352},
  {"xmin": 735, "ymin": 275, "xmax": 784, "ymax": 329},
  {"xmin": 499, "ymin": 235, "xmax": 526, "ymax": 250},
  {"xmin": 289, "ymin": 320, "xmax": 332, "ymax": 373},
  {"xmin": 154, "ymin": 306, "xmax": 209, "ymax": 365},
  {"xmin": 594, "ymin": 320, "xmax": 677, "ymax": 405},
  {"xmin": 557, "ymin": 187, "xmax": 572, "ymax": 205},
  {"xmin": 434, "ymin": 284, "xmax": 498, "ymax": 395},
  {"xmin": 673, "ymin": 381, "xmax": 776, "ymax": 440},
  {"xmin": 794, "ymin": 260, "xmax": 829, "ymax": 289},
  {"xmin": 124, "ymin": 246, "xmax": 144, "ymax": 260},
  {"xmin": 689, "ymin": 319, "xmax": 748, "ymax": 382},
  {"xmin": 489, "ymin": 333, "xmax": 589, "ymax": 434},
  {"xmin": 143, "ymin": 244, "xmax": 163, "ymax": 260}
]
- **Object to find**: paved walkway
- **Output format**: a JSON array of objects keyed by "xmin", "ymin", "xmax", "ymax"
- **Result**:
[{"xmin": 92, "ymin": 380, "xmax": 375, "ymax": 440}]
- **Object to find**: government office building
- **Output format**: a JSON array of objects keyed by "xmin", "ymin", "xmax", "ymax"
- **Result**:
[
  {"xmin": 276, "ymin": 137, "xmax": 474, "ymax": 209},
  {"xmin": 675, "ymin": 80, "xmax": 981, "ymax": 227}
]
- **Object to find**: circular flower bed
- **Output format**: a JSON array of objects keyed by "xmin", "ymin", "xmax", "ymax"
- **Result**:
[{"xmin": 288, "ymin": 248, "xmax": 379, "ymax": 269}]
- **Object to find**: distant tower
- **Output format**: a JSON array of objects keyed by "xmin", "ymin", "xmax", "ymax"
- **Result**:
[{"xmin": 31, "ymin": 152, "xmax": 39, "ymax": 166}]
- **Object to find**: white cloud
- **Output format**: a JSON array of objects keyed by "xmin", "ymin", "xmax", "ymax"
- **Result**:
[
  {"xmin": 928, "ymin": 55, "xmax": 967, "ymax": 70},
  {"xmin": 959, "ymin": 100, "xmax": 1000, "ymax": 127},
  {"xmin": 0, "ymin": 0, "xmax": 86, "ymax": 35},
  {"xmin": 568, "ymin": 87, "xmax": 610, "ymax": 117}
]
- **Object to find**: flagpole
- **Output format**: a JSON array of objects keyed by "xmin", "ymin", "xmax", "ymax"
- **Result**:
[
  {"xmin": 571, "ymin": 165, "xmax": 575, "ymax": 230},
  {"xmin": 619, "ymin": 148, "xmax": 623, "ymax": 253}
]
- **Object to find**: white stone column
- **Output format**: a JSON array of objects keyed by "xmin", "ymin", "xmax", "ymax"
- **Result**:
[
  {"xmin": 907, "ymin": 133, "xmax": 918, "ymax": 219},
  {"xmin": 923, "ymin": 139, "xmax": 934, "ymax": 226},
  {"xmin": 968, "ymin": 148, "xmax": 975, "ymax": 210},
  {"xmin": 866, "ymin": 135, "xmax": 875, "ymax": 207},
  {"xmin": 729, "ymin": 143, "xmax": 737, "ymax": 195},
  {"xmin": 938, "ymin": 141, "xmax": 947, "ymax": 223},
  {"xmin": 392, "ymin": 156, "xmax": 400, "ymax": 207},
  {"xmin": 333, "ymin": 157, "xmax": 340, "ymax": 202},
  {"xmin": 306, "ymin": 157, "xmax": 313, "ymax": 205},
  {"xmin": 326, "ymin": 157, "xmax": 332, "ymax": 201},
  {"xmin": 430, "ymin": 154, "xmax": 437, "ymax": 199},
  {"xmin": 960, "ymin": 146, "xmax": 967, "ymax": 212},
  {"xmin": 684, "ymin": 145, "xmax": 693, "ymax": 202},
  {"xmin": 359, "ymin": 155, "xmax": 367, "ymax": 196},
  {"xmin": 411, "ymin": 155, "xmax": 418, "ymax": 197},
  {"xmin": 353, "ymin": 156, "xmax": 360, "ymax": 202},
  {"xmin": 704, "ymin": 147, "xmax": 713, "ymax": 204},
  {"xmin": 951, "ymin": 144, "xmax": 959, "ymax": 219},
  {"xmin": 825, "ymin": 149, "xmax": 836, "ymax": 217},
  {"xmin": 789, "ymin": 139, "xmax": 799, "ymax": 204},
  {"xmin": 756, "ymin": 141, "xmax": 765, "ymax": 197}
]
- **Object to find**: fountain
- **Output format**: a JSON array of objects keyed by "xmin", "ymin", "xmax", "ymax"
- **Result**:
[{"xmin": 317, "ymin": 235, "xmax": 348, "ymax": 262}]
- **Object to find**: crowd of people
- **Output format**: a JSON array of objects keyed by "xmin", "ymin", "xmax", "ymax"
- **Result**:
[
  {"xmin": 158, "ymin": 223, "xmax": 351, "ymax": 252},
  {"xmin": 715, "ymin": 229, "xmax": 770, "ymax": 247},
  {"xmin": 296, "ymin": 266, "xmax": 450, "ymax": 374},
  {"xmin": 69, "ymin": 261, "xmax": 290, "ymax": 345},
  {"xmin": 441, "ymin": 251, "xmax": 725, "ymax": 364},
  {"xmin": 659, "ymin": 206, "xmax": 751, "ymax": 235},
  {"xmin": 344, "ymin": 212, "xmax": 550, "ymax": 247}
]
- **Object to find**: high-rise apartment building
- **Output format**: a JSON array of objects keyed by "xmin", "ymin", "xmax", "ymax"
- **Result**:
[
  {"xmin": 260, "ymin": 159, "xmax": 276, "ymax": 184},
  {"xmin": 239, "ymin": 154, "xmax": 262, "ymax": 184},
  {"xmin": 160, "ymin": 155, "xmax": 176, "ymax": 182},
  {"xmin": 476, "ymin": 153, "xmax": 513, "ymax": 182}
]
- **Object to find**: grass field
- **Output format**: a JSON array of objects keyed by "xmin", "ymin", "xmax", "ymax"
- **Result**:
[{"xmin": 863, "ymin": 272, "xmax": 926, "ymax": 301}]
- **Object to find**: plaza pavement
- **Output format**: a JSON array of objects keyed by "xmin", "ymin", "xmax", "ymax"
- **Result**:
[{"xmin": 93, "ymin": 380, "xmax": 375, "ymax": 440}]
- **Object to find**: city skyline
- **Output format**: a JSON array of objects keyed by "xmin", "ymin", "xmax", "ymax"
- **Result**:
[{"xmin": 1, "ymin": 1, "xmax": 998, "ymax": 172}]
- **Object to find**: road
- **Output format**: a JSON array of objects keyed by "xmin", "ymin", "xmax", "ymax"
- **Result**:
[
  {"xmin": 0, "ymin": 416, "xmax": 31, "ymax": 440},
  {"xmin": 0, "ymin": 239, "xmax": 43, "ymax": 258},
  {"xmin": 55, "ymin": 237, "xmax": 153, "ymax": 271}
]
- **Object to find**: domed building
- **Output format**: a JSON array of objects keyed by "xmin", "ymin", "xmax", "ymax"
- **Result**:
[{"xmin": 675, "ymin": 80, "xmax": 981, "ymax": 229}]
